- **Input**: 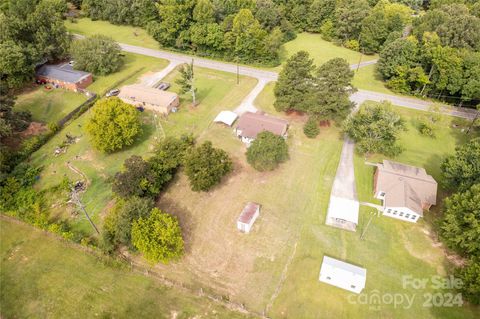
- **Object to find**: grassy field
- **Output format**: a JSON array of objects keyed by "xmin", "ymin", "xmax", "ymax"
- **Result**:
[
  {"xmin": 0, "ymin": 217, "xmax": 251, "ymax": 319},
  {"xmin": 66, "ymin": 18, "xmax": 159, "ymax": 49},
  {"xmin": 247, "ymin": 98, "xmax": 478, "ymax": 317},
  {"xmin": 352, "ymin": 64, "xmax": 396, "ymax": 95},
  {"xmin": 87, "ymin": 52, "xmax": 168, "ymax": 95},
  {"xmin": 14, "ymin": 87, "xmax": 88, "ymax": 124},
  {"xmin": 29, "ymin": 66, "xmax": 257, "ymax": 236},
  {"xmin": 280, "ymin": 33, "xmax": 378, "ymax": 67}
]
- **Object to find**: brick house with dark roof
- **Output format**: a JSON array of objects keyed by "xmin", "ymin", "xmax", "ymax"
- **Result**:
[{"xmin": 36, "ymin": 63, "xmax": 92, "ymax": 91}]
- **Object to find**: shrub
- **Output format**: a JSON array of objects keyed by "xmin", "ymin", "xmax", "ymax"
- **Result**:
[
  {"xmin": 303, "ymin": 117, "xmax": 320, "ymax": 138},
  {"xmin": 131, "ymin": 208, "xmax": 184, "ymax": 264},
  {"xmin": 455, "ymin": 259, "xmax": 480, "ymax": 305},
  {"xmin": 344, "ymin": 39, "xmax": 359, "ymax": 51},
  {"xmin": 417, "ymin": 118, "xmax": 436, "ymax": 137},
  {"xmin": 320, "ymin": 19, "xmax": 335, "ymax": 41},
  {"xmin": 246, "ymin": 131, "xmax": 289, "ymax": 171}
]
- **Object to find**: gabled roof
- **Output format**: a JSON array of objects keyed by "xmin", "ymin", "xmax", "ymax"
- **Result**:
[
  {"xmin": 238, "ymin": 202, "xmax": 260, "ymax": 224},
  {"xmin": 236, "ymin": 112, "xmax": 288, "ymax": 139},
  {"xmin": 321, "ymin": 256, "xmax": 366, "ymax": 279},
  {"xmin": 118, "ymin": 84, "xmax": 178, "ymax": 108},
  {"xmin": 36, "ymin": 63, "xmax": 91, "ymax": 84},
  {"xmin": 376, "ymin": 160, "xmax": 437, "ymax": 214}
]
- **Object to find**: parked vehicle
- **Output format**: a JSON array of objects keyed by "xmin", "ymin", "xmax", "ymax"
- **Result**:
[
  {"xmin": 157, "ymin": 82, "xmax": 170, "ymax": 90},
  {"xmin": 106, "ymin": 88, "xmax": 120, "ymax": 97}
]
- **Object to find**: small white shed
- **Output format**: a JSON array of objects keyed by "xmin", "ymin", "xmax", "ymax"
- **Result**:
[
  {"xmin": 237, "ymin": 202, "xmax": 260, "ymax": 233},
  {"xmin": 319, "ymin": 256, "xmax": 367, "ymax": 294},
  {"xmin": 214, "ymin": 111, "xmax": 238, "ymax": 126}
]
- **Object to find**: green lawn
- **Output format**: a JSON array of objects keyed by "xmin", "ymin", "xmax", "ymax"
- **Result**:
[
  {"xmin": 352, "ymin": 64, "xmax": 397, "ymax": 95},
  {"xmin": 29, "ymin": 66, "xmax": 257, "ymax": 236},
  {"xmin": 87, "ymin": 52, "xmax": 169, "ymax": 95},
  {"xmin": 354, "ymin": 105, "xmax": 474, "ymax": 205},
  {"xmin": 280, "ymin": 33, "xmax": 378, "ymax": 68},
  {"xmin": 0, "ymin": 217, "xmax": 250, "ymax": 319},
  {"xmin": 14, "ymin": 87, "xmax": 88, "ymax": 124},
  {"xmin": 249, "ymin": 96, "xmax": 478, "ymax": 318},
  {"xmin": 66, "ymin": 18, "xmax": 159, "ymax": 49}
]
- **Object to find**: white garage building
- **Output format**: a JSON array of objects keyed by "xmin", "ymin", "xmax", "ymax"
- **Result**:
[{"xmin": 319, "ymin": 256, "xmax": 367, "ymax": 294}]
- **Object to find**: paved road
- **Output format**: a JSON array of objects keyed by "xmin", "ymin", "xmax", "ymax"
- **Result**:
[{"xmin": 74, "ymin": 34, "xmax": 478, "ymax": 119}]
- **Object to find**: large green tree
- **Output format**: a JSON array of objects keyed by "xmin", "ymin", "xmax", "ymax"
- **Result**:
[
  {"xmin": 334, "ymin": 0, "xmax": 371, "ymax": 41},
  {"xmin": 441, "ymin": 184, "xmax": 480, "ymax": 257},
  {"xmin": 309, "ymin": 58, "xmax": 355, "ymax": 121},
  {"xmin": 360, "ymin": 0, "xmax": 413, "ymax": 53},
  {"xmin": 131, "ymin": 208, "xmax": 184, "ymax": 264},
  {"xmin": 274, "ymin": 51, "xmax": 315, "ymax": 112},
  {"xmin": 86, "ymin": 98, "xmax": 142, "ymax": 153},
  {"xmin": 102, "ymin": 196, "xmax": 155, "ymax": 252},
  {"xmin": 246, "ymin": 131, "xmax": 289, "ymax": 171},
  {"xmin": 71, "ymin": 35, "xmax": 123, "ymax": 75},
  {"xmin": 378, "ymin": 37, "xmax": 420, "ymax": 79},
  {"xmin": 455, "ymin": 259, "xmax": 480, "ymax": 305},
  {"xmin": 112, "ymin": 155, "xmax": 157, "ymax": 198},
  {"xmin": 343, "ymin": 101, "xmax": 406, "ymax": 156},
  {"xmin": 184, "ymin": 141, "xmax": 233, "ymax": 191},
  {"xmin": 441, "ymin": 138, "xmax": 480, "ymax": 191}
]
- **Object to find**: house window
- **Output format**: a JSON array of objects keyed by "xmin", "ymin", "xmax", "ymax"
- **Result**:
[
  {"xmin": 326, "ymin": 276, "xmax": 331, "ymax": 280},
  {"xmin": 399, "ymin": 212, "xmax": 404, "ymax": 216},
  {"xmin": 411, "ymin": 215, "xmax": 417, "ymax": 220},
  {"xmin": 379, "ymin": 192, "xmax": 386, "ymax": 197},
  {"xmin": 350, "ymin": 285, "xmax": 356, "ymax": 289},
  {"xmin": 405, "ymin": 214, "xmax": 410, "ymax": 218},
  {"xmin": 387, "ymin": 209, "xmax": 391, "ymax": 214},
  {"xmin": 393, "ymin": 211, "xmax": 397, "ymax": 215}
]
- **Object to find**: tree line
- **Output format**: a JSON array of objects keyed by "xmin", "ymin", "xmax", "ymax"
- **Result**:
[{"xmin": 81, "ymin": 0, "xmax": 295, "ymax": 65}]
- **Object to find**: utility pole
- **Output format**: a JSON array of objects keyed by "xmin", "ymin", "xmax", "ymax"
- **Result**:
[
  {"xmin": 71, "ymin": 189, "xmax": 100, "ymax": 235},
  {"xmin": 466, "ymin": 105, "xmax": 479, "ymax": 134},
  {"xmin": 236, "ymin": 61, "xmax": 239, "ymax": 85}
]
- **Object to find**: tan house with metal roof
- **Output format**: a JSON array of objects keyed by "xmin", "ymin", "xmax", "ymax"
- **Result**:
[
  {"xmin": 118, "ymin": 84, "xmax": 179, "ymax": 115},
  {"xmin": 374, "ymin": 160, "xmax": 437, "ymax": 223},
  {"xmin": 235, "ymin": 111, "xmax": 288, "ymax": 146}
]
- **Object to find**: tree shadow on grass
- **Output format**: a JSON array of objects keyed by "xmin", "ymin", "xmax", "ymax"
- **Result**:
[{"xmin": 156, "ymin": 195, "xmax": 196, "ymax": 254}]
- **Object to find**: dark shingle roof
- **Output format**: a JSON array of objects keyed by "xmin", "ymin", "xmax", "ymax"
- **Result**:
[{"xmin": 36, "ymin": 63, "xmax": 91, "ymax": 84}]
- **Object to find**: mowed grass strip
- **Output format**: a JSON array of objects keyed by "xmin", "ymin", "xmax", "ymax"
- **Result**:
[
  {"xmin": 14, "ymin": 87, "xmax": 88, "ymax": 124},
  {"xmin": 29, "ymin": 65, "xmax": 257, "ymax": 236},
  {"xmin": 0, "ymin": 217, "xmax": 252, "ymax": 319}
]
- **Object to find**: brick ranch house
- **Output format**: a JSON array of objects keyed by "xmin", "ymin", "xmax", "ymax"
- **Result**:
[
  {"xmin": 35, "ymin": 63, "xmax": 92, "ymax": 91},
  {"xmin": 118, "ymin": 84, "xmax": 180, "ymax": 115},
  {"xmin": 374, "ymin": 160, "xmax": 437, "ymax": 223},
  {"xmin": 234, "ymin": 111, "xmax": 288, "ymax": 146}
]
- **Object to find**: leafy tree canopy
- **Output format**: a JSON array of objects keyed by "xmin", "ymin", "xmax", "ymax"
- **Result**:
[
  {"xmin": 343, "ymin": 101, "xmax": 406, "ymax": 156},
  {"xmin": 71, "ymin": 35, "xmax": 123, "ymax": 75},
  {"xmin": 441, "ymin": 184, "xmax": 480, "ymax": 257},
  {"xmin": 184, "ymin": 141, "xmax": 233, "ymax": 191},
  {"xmin": 131, "ymin": 208, "xmax": 184, "ymax": 264},
  {"xmin": 86, "ymin": 97, "xmax": 142, "ymax": 153},
  {"xmin": 246, "ymin": 131, "xmax": 289, "ymax": 171},
  {"xmin": 441, "ymin": 138, "xmax": 480, "ymax": 191}
]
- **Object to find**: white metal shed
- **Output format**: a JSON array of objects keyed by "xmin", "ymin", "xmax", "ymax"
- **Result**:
[{"xmin": 319, "ymin": 256, "xmax": 367, "ymax": 294}]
